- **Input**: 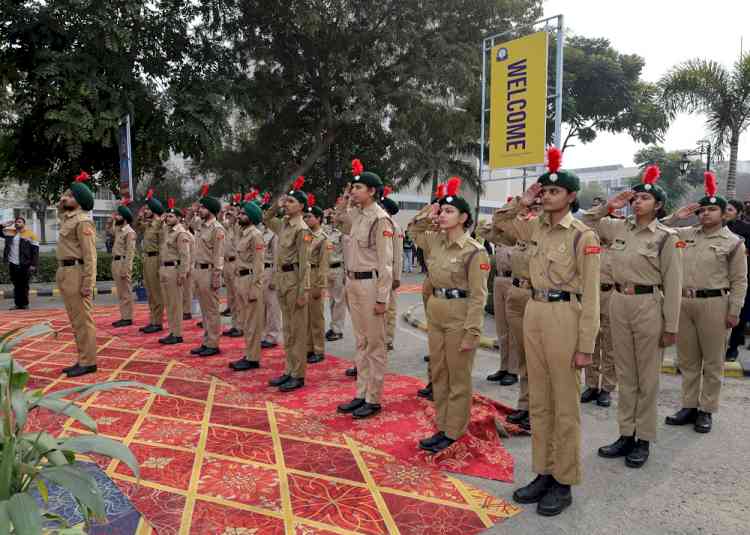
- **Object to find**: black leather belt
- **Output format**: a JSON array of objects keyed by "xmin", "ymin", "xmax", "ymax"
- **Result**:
[
  {"xmin": 682, "ymin": 288, "xmax": 729, "ymax": 298},
  {"xmin": 227, "ymin": 256, "xmax": 236, "ymax": 262},
  {"xmin": 501, "ymin": 270, "xmax": 512, "ymax": 277},
  {"xmin": 310, "ymin": 263, "xmax": 319, "ymax": 269},
  {"xmin": 264, "ymin": 263, "xmax": 273, "ymax": 269},
  {"xmin": 113, "ymin": 255, "xmax": 124, "ymax": 261},
  {"xmin": 512, "ymin": 277, "xmax": 532, "ymax": 289},
  {"xmin": 197, "ymin": 263, "xmax": 213, "ymax": 269},
  {"xmin": 348, "ymin": 270, "xmax": 376, "ymax": 280},
  {"xmin": 238, "ymin": 268, "xmax": 253, "ymax": 277},
  {"xmin": 60, "ymin": 259, "xmax": 83, "ymax": 267},
  {"xmin": 433, "ymin": 288, "xmax": 468, "ymax": 299},
  {"xmin": 601, "ymin": 283, "xmax": 614, "ymax": 292},
  {"xmin": 146, "ymin": 251, "xmax": 159, "ymax": 257},
  {"xmin": 281, "ymin": 263, "xmax": 297, "ymax": 272},
  {"xmin": 615, "ymin": 283, "xmax": 658, "ymax": 295},
  {"xmin": 532, "ymin": 289, "xmax": 579, "ymax": 302},
  {"xmin": 330, "ymin": 262, "xmax": 342, "ymax": 269},
  {"xmin": 162, "ymin": 261, "xmax": 180, "ymax": 267}
]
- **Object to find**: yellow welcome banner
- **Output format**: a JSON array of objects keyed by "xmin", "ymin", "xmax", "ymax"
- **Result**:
[{"xmin": 489, "ymin": 31, "xmax": 548, "ymax": 169}]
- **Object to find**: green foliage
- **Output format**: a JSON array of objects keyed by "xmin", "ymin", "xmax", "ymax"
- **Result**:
[
  {"xmin": 630, "ymin": 146, "xmax": 705, "ymax": 211},
  {"xmin": 577, "ymin": 183, "xmax": 608, "ymax": 210},
  {"xmin": 0, "ymin": 325, "xmax": 167, "ymax": 534}
]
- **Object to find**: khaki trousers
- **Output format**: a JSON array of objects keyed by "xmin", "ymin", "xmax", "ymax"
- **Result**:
[
  {"xmin": 159, "ymin": 267, "xmax": 183, "ymax": 337},
  {"xmin": 587, "ymin": 290, "xmax": 617, "ymax": 392},
  {"xmin": 347, "ymin": 278, "xmax": 387, "ymax": 404},
  {"xmin": 426, "ymin": 296, "xmax": 476, "ymax": 440},
  {"xmin": 262, "ymin": 270, "xmax": 282, "ymax": 343},
  {"xmin": 677, "ymin": 296, "xmax": 729, "ymax": 413},
  {"xmin": 182, "ymin": 272, "xmax": 193, "ymax": 312},
  {"xmin": 224, "ymin": 261, "xmax": 241, "ymax": 329},
  {"xmin": 307, "ymin": 289, "xmax": 326, "ymax": 354},
  {"xmin": 56, "ymin": 265, "xmax": 97, "ymax": 366},
  {"xmin": 235, "ymin": 274, "xmax": 265, "ymax": 362},
  {"xmin": 609, "ymin": 292, "xmax": 663, "ymax": 442},
  {"xmin": 112, "ymin": 261, "xmax": 133, "ymax": 321},
  {"xmin": 279, "ymin": 287, "xmax": 309, "ymax": 378},
  {"xmin": 506, "ymin": 286, "xmax": 531, "ymax": 410},
  {"xmin": 143, "ymin": 255, "xmax": 163, "ymax": 325},
  {"xmin": 194, "ymin": 268, "xmax": 221, "ymax": 348},
  {"xmin": 386, "ymin": 288, "xmax": 397, "ymax": 345},
  {"xmin": 524, "ymin": 299, "xmax": 582, "ymax": 486},
  {"xmin": 328, "ymin": 268, "xmax": 346, "ymax": 334},
  {"xmin": 423, "ymin": 280, "xmax": 433, "ymax": 381},
  {"xmin": 494, "ymin": 277, "xmax": 519, "ymax": 373}
]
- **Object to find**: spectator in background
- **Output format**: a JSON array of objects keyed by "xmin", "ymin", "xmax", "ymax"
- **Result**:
[
  {"xmin": 724, "ymin": 199, "xmax": 750, "ymax": 360},
  {"xmin": 2, "ymin": 217, "xmax": 40, "ymax": 310},
  {"xmin": 104, "ymin": 217, "xmax": 115, "ymax": 253},
  {"xmin": 416, "ymin": 246, "xmax": 427, "ymax": 273},
  {"xmin": 403, "ymin": 235, "xmax": 414, "ymax": 273}
]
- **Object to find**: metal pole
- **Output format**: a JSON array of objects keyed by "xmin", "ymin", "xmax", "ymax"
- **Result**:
[
  {"xmin": 522, "ymin": 168, "xmax": 527, "ymax": 191},
  {"xmin": 479, "ymin": 39, "xmax": 487, "ymax": 186},
  {"xmin": 706, "ymin": 142, "xmax": 711, "ymax": 172},
  {"xmin": 554, "ymin": 15, "xmax": 565, "ymax": 147}
]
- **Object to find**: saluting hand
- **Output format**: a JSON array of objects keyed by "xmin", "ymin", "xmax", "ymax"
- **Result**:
[
  {"xmin": 520, "ymin": 183, "xmax": 542, "ymax": 207},
  {"xmin": 726, "ymin": 314, "xmax": 739, "ymax": 329},
  {"xmin": 674, "ymin": 203, "xmax": 701, "ymax": 220},
  {"xmin": 607, "ymin": 191, "xmax": 634, "ymax": 211}
]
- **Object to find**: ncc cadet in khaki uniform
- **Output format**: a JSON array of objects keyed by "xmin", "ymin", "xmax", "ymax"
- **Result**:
[
  {"xmin": 303, "ymin": 199, "xmax": 330, "ymax": 364},
  {"xmin": 221, "ymin": 197, "xmax": 243, "ymax": 337},
  {"xmin": 263, "ymin": 178, "xmax": 312, "ymax": 392},
  {"xmin": 497, "ymin": 149, "xmax": 600, "ymax": 516},
  {"xmin": 181, "ymin": 216, "xmax": 195, "ymax": 320},
  {"xmin": 335, "ymin": 161, "xmax": 393, "ymax": 418},
  {"xmin": 135, "ymin": 191, "xmax": 165, "ymax": 333},
  {"xmin": 380, "ymin": 190, "xmax": 403, "ymax": 351},
  {"xmin": 662, "ymin": 172, "xmax": 747, "ymax": 433},
  {"xmin": 111, "ymin": 203, "xmax": 136, "ymax": 328},
  {"xmin": 57, "ymin": 172, "xmax": 99, "ymax": 378},
  {"xmin": 158, "ymin": 199, "xmax": 191, "ymax": 345},
  {"xmin": 584, "ymin": 165, "xmax": 682, "ymax": 469},
  {"xmin": 324, "ymin": 213, "xmax": 347, "ymax": 342},
  {"xmin": 229, "ymin": 197, "xmax": 267, "ymax": 371},
  {"xmin": 190, "ymin": 186, "xmax": 225, "ymax": 357},
  {"xmin": 408, "ymin": 177, "xmax": 489, "ymax": 454},
  {"xmin": 581, "ymin": 197, "xmax": 618, "ymax": 408},
  {"xmin": 261, "ymin": 198, "xmax": 283, "ymax": 349}
]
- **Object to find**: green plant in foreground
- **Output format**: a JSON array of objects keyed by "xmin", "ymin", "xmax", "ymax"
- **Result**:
[{"xmin": 0, "ymin": 325, "xmax": 167, "ymax": 534}]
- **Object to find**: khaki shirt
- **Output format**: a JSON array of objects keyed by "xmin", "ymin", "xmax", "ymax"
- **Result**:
[
  {"xmin": 496, "ymin": 201, "xmax": 601, "ymax": 353},
  {"xmin": 222, "ymin": 217, "xmax": 239, "ymax": 259},
  {"xmin": 407, "ymin": 206, "xmax": 490, "ymax": 341},
  {"xmin": 262, "ymin": 227, "xmax": 277, "ymax": 269},
  {"xmin": 391, "ymin": 220, "xmax": 404, "ymax": 283},
  {"xmin": 112, "ymin": 223, "xmax": 136, "ymax": 276},
  {"xmin": 194, "ymin": 217, "xmax": 225, "ymax": 272},
  {"xmin": 135, "ymin": 216, "xmax": 163, "ymax": 254},
  {"xmin": 262, "ymin": 210, "xmax": 311, "ymax": 299},
  {"xmin": 235, "ymin": 224, "xmax": 265, "ymax": 298},
  {"xmin": 324, "ymin": 226, "xmax": 345, "ymax": 267},
  {"xmin": 56, "ymin": 208, "xmax": 97, "ymax": 289},
  {"xmin": 336, "ymin": 202, "xmax": 394, "ymax": 303},
  {"xmin": 161, "ymin": 223, "xmax": 191, "ymax": 276},
  {"xmin": 583, "ymin": 204, "xmax": 682, "ymax": 332},
  {"xmin": 309, "ymin": 227, "xmax": 330, "ymax": 289},
  {"xmin": 478, "ymin": 219, "xmax": 514, "ymax": 276}
]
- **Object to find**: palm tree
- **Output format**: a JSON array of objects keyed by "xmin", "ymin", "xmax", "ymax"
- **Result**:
[{"xmin": 659, "ymin": 54, "xmax": 750, "ymax": 198}]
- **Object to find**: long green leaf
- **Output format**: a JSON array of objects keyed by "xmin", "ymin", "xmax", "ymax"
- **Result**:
[
  {"xmin": 11, "ymin": 390, "xmax": 28, "ymax": 430},
  {"xmin": 41, "ymin": 381, "xmax": 168, "ymax": 402},
  {"xmin": 20, "ymin": 432, "xmax": 68, "ymax": 467},
  {"xmin": 32, "ymin": 399, "xmax": 97, "ymax": 431},
  {"xmin": 0, "ymin": 438, "xmax": 15, "ymax": 500},
  {"xmin": 7, "ymin": 493, "xmax": 43, "ymax": 535},
  {"xmin": 0, "ymin": 500, "xmax": 10, "ymax": 535},
  {"xmin": 1, "ymin": 324, "xmax": 54, "ymax": 352},
  {"xmin": 39, "ymin": 465, "xmax": 105, "ymax": 518},
  {"xmin": 59, "ymin": 436, "xmax": 140, "ymax": 478}
]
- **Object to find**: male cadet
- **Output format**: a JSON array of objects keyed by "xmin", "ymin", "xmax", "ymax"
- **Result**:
[
  {"xmin": 57, "ymin": 171, "xmax": 99, "ymax": 378},
  {"xmin": 380, "ymin": 187, "xmax": 403, "ymax": 351},
  {"xmin": 335, "ymin": 160, "xmax": 393, "ymax": 419},
  {"xmin": 190, "ymin": 185, "xmax": 225, "ymax": 357},
  {"xmin": 111, "ymin": 202, "xmax": 136, "ymax": 328},
  {"xmin": 260, "ymin": 192, "xmax": 283, "ymax": 349},
  {"xmin": 229, "ymin": 194, "xmax": 266, "ymax": 371},
  {"xmin": 221, "ymin": 196, "xmax": 243, "ymax": 337},
  {"xmin": 324, "ymin": 207, "xmax": 347, "ymax": 342},
  {"xmin": 180, "ymin": 209, "xmax": 196, "ymax": 320},
  {"xmin": 158, "ymin": 199, "xmax": 191, "ymax": 345},
  {"xmin": 135, "ymin": 190, "xmax": 165, "ymax": 333},
  {"xmin": 663, "ymin": 172, "xmax": 747, "ymax": 433},
  {"xmin": 303, "ymin": 195, "xmax": 330, "ymax": 364},
  {"xmin": 496, "ymin": 148, "xmax": 600, "ymax": 516},
  {"xmin": 263, "ymin": 177, "xmax": 312, "ymax": 392}
]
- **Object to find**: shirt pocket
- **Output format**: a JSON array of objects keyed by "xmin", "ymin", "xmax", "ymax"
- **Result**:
[
  {"xmin": 636, "ymin": 242, "xmax": 660, "ymax": 270},
  {"xmin": 448, "ymin": 259, "xmax": 466, "ymax": 287},
  {"xmin": 546, "ymin": 249, "xmax": 574, "ymax": 285}
]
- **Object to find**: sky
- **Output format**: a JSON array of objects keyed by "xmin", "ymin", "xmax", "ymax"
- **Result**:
[{"xmin": 541, "ymin": 0, "xmax": 750, "ymax": 169}]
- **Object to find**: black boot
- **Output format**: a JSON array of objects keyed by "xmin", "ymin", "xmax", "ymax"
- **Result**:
[
  {"xmin": 190, "ymin": 345, "xmax": 207, "ymax": 355},
  {"xmin": 422, "ymin": 435, "xmax": 455, "ymax": 454},
  {"xmin": 112, "ymin": 319, "xmax": 133, "ymax": 328},
  {"xmin": 352, "ymin": 402, "xmax": 382, "ymax": 419},
  {"xmin": 345, "ymin": 367, "xmax": 357, "ymax": 377},
  {"xmin": 580, "ymin": 387, "xmax": 599, "ymax": 403},
  {"xmin": 725, "ymin": 346, "xmax": 739, "ymax": 361},
  {"xmin": 279, "ymin": 377, "xmax": 304, "ymax": 392},
  {"xmin": 486, "ymin": 370, "xmax": 507, "ymax": 382},
  {"xmin": 499, "ymin": 373, "xmax": 518, "ymax": 386},
  {"xmin": 142, "ymin": 324, "xmax": 163, "ymax": 334},
  {"xmin": 229, "ymin": 359, "xmax": 260, "ymax": 371},
  {"xmin": 596, "ymin": 390, "xmax": 611, "ymax": 407},
  {"xmin": 222, "ymin": 327, "xmax": 243, "ymax": 337},
  {"xmin": 537, "ymin": 479, "xmax": 572, "ymax": 516},
  {"xmin": 337, "ymin": 398, "xmax": 365, "ymax": 414},
  {"xmin": 512, "ymin": 474, "xmax": 553, "ymax": 504},
  {"xmin": 65, "ymin": 364, "xmax": 98, "ymax": 378},
  {"xmin": 665, "ymin": 407, "xmax": 698, "ymax": 426},
  {"xmin": 694, "ymin": 411, "xmax": 712, "ymax": 433},
  {"xmin": 260, "ymin": 340, "xmax": 278, "ymax": 349},
  {"xmin": 307, "ymin": 353, "xmax": 325, "ymax": 364},
  {"xmin": 598, "ymin": 435, "xmax": 635, "ymax": 458},
  {"xmin": 268, "ymin": 374, "xmax": 291, "ymax": 387},
  {"xmin": 507, "ymin": 409, "xmax": 528, "ymax": 424},
  {"xmin": 417, "ymin": 383, "xmax": 433, "ymax": 400},
  {"xmin": 423, "ymin": 355, "xmax": 430, "ymax": 362},
  {"xmin": 183, "ymin": 313, "xmax": 192, "ymax": 320},
  {"xmin": 418, "ymin": 431, "xmax": 445, "ymax": 449},
  {"xmin": 159, "ymin": 334, "xmax": 184, "ymax": 345},
  {"xmin": 625, "ymin": 439, "xmax": 650, "ymax": 468},
  {"xmin": 325, "ymin": 330, "xmax": 343, "ymax": 341},
  {"xmin": 197, "ymin": 347, "xmax": 220, "ymax": 357}
]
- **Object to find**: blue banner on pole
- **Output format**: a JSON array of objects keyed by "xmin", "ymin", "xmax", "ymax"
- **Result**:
[{"xmin": 118, "ymin": 115, "xmax": 133, "ymax": 200}]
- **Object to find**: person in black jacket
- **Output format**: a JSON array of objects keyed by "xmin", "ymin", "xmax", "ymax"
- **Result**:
[
  {"xmin": 725, "ymin": 200, "xmax": 750, "ymax": 360},
  {"xmin": 2, "ymin": 217, "xmax": 40, "ymax": 310}
]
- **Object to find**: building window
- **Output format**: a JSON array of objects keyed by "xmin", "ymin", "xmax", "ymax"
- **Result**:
[{"xmin": 398, "ymin": 201, "xmax": 428, "ymax": 211}]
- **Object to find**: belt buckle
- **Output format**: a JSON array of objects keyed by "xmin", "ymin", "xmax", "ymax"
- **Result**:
[
  {"xmin": 685, "ymin": 288, "xmax": 696, "ymax": 298},
  {"xmin": 548, "ymin": 290, "xmax": 561, "ymax": 300},
  {"xmin": 447, "ymin": 289, "xmax": 457, "ymax": 299},
  {"xmin": 624, "ymin": 285, "xmax": 635, "ymax": 295}
]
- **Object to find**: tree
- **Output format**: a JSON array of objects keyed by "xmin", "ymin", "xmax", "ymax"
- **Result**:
[
  {"xmin": 553, "ymin": 36, "xmax": 669, "ymax": 152},
  {"xmin": 659, "ymin": 55, "xmax": 750, "ymax": 198},
  {"xmin": 577, "ymin": 182, "xmax": 606, "ymax": 210},
  {"xmin": 630, "ymin": 146, "xmax": 705, "ymax": 211}
]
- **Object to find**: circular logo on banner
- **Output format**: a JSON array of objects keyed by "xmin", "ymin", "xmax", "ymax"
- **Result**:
[{"xmin": 496, "ymin": 48, "xmax": 509, "ymax": 61}]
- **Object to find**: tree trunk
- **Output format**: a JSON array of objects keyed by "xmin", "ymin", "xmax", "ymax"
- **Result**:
[
  {"xmin": 34, "ymin": 205, "xmax": 48, "ymax": 244},
  {"xmin": 430, "ymin": 170, "xmax": 439, "ymax": 199},
  {"xmin": 726, "ymin": 131, "xmax": 740, "ymax": 199}
]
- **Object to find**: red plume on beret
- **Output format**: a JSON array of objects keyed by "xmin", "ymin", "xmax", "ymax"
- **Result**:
[
  {"xmin": 233, "ymin": 193, "xmax": 242, "ymax": 204},
  {"xmin": 121, "ymin": 198, "xmax": 131, "ymax": 206},
  {"xmin": 292, "ymin": 176, "xmax": 305, "ymax": 191},
  {"xmin": 167, "ymin": 198, "xmax": 176, "ymax": 209},
  {"xmin": 307, "ymin": 193, "xmax": 316, "ymax": 207},
  {"xmin": 383, "ymin": 186, "xmax": 393, "ymax": 197},
  {"xmin": 546, "ymin": 146, "xmax": 562, "ymax": 174},
  {"xmin": 436, "ymin": 183, "xmax": 447, "ymax": 200},
  {"xmin": 642, "ymin": 165, "xmax": 660, "ymax": 185},
  {"xmin": 704, "ymin": 171, "xmax": 718, "ymax": 197},
  {"xmin": 262, "ymin": 192, "xmax": 271, "ymax": 204},
  {"xmin": 146, "ymin": 189, "xmax": 154, "ymax": 200},
  {"xmin": 75, "ymin": 171, "xmax": 91, "ymax": 183},
  {"xmin": 200, "ymin": 184, "xmax": 209, "ymax": 197},
  {"xmin": 446, "ymin": 176, "xmax": 462, "ymax": 197},
  {"xmin": 352, "ymin": 159, "xmax": 364, "ymax": 176},
  {"xmin": 506, "ymin": 196, "xmax": 514, "ymax": 203}
]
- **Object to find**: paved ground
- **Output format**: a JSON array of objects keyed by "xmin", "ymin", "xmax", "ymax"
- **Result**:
[{"xmin": 9, "ymin": 273, "xmax": 750, "ymax": 534}]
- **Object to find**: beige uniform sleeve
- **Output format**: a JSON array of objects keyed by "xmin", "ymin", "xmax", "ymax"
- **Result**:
[
  {"xmin": 493, "ymin": 201, "xmax": 535, "ymax": 242},
  {"xmin": 660, "ymin": 233, "xmax": 683, "ymax": 333},
  {"xmin": 462, "ymin": 248, "xmax": 491, "ymax": 346},
  {"xmin": 576, "ymin": 230, "xmax": 601, "ymax": 353},
  {"xmin": 262, "ymin": 207, "xmax": 283, "ymax": 235},
  {"xmin": 407, "ymin": 205, "xmax": 436, "ymax": 256},
  {"xmin": 134, "ymin": 217, "xmax": 145, "ymax": 235},
  {"xmin": 212, "ymin": 226, "xmax": 225, "ymax": 272},
  {"xmin": 392, "ymin": 227, "xmax": 403, "ymax": 282},
  {"xmin": 334, "ymin": 205, "xmax": 353, "ymax": 235},
  {"xmin": 296, "ymin": 229, "xmax": 312, "ymax": 299},
  {"xmin": 375, "ymin": 218, "xmax": 394, "ymax": 303},
  {"xmin": 317, "ymin": 238, "xmax": 330, "ymax": 288},
  {"xmin": 252, "ymin": 233, "xmax": 265, "ymax": 298},
  {"xmin": 77, "ymin": 220, "xmax": 98, "ymax": 290},
  {"xmin": 125, "ymin": 231, "xmax": 136, "ymax": 277},
  {"xmin": 581, "ymin": 204, "xmax": 619, "ymax": 243},
  {"xmin": 177, "ymin": 232, "xmax": 191, "ymax": 276},
  {"xmin": 478, "ymin": 218, "xmax": 516, "ymax": 246},
  {"xmin": 727, "ymin": 240, "xmax": 748, "ymax": 316}
]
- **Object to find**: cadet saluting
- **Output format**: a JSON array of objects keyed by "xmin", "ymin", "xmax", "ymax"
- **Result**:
[{"xmin": 662, "ymin": 172, "xmax": 747, "ymax": 433}]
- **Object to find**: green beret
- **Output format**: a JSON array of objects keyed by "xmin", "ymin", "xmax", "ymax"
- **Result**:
[
  {"xmin": 70, "ymin": 182, "xmax": 94, "ymax": 211},
  {"xmin": 698, "ymin": 194, "xmax": 727, "ymax": 211},
  {"xmin": 380, "ymin": 197, "xmax": 399, "ymax": 215},
  {"xmin": 117, "ymin": 205, "xmax": 133, "ymax": 224},
  {"xmin": 632, "ymin": 183, "xmax": 667, "ymax": 205},
  {"xmin": 165, "ymin": 206, "xmax": 182, "ymax": 216},
  {"xmin": 199, "ymin": 196, "xmax": 222, "ymax": 216},
  {"xmin": 287, "ymin": 190, "xmax": 308, "ymax": 208},
  {"xmin": 439, "ymin": 194, "xmax": 472, "ymax": 217},
  {"xmin": 537, "ymin": 169, "xmax": 580, "ymax": 192},
  {"xmin": 147, "ymin": 198, "xmax": 165, "ymax": 215},
  {"xmin": 305, "ymin": 205, "xmax": 324, "ymax": 219},
  {"xmin": 242, "ymin": 201, "xmax": 263, "ymax": 225},
  {"xmin": 352, "ymin": 171, "xmax": 383, "ymax": 189}
]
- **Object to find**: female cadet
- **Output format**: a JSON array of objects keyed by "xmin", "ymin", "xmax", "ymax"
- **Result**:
[
  {"xmin": 584, "ymin": 165, "xmax": 683, "ymax": 469},
  {"xmin": 407, "ymin": 177, "xmax": 490, "ymax": 455}
]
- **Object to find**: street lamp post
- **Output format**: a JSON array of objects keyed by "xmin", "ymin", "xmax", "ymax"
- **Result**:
[{"xmin": 679, "ymin": 140, "xmax": 712, "ymax": 177}]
